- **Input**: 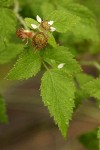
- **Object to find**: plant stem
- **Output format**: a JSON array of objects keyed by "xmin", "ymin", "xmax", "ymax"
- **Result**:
[
  {"xmin": 42, "ymin": 61, "xmax": 50, "ymax": 71},
  {"xmin": 80, "ymin": 60, "xmax": 100, "ymax": 71},
  {"xmin": 14, "ymin": 0, "xmax": 28, "ymax": 30}
]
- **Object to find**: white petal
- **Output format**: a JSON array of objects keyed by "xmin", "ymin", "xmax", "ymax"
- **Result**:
[
  {"xmin": 36, "ymin": 15, "xmax": 42, "ymax": 23},
  {"xmin": 31, "ymin": 24, "xmax": 38, "ymax": 29},
  {"xmin": 48, "ymin": 21, "xmax": 54, "ymax": 25},
  {"xmin": 24, "ymin": 30, "xmax": 30, "ymax": 33},
  {"xmin": 50, "ymin": 27, "xmax": 56, "ymax": 32},
  {"xmin": 58, "ymin": 63, "xmax": 65, "ymax": 69}
]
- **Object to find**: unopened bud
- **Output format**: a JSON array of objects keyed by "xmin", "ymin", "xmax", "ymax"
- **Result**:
[{"xmin": 32, "ymin": 32, "xmax": 48, "ymax": 49}]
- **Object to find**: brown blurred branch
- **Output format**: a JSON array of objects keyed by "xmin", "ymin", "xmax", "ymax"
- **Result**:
[{"xmin": 80, "ymin": 60, "xmax": 100, "ymax": 71}]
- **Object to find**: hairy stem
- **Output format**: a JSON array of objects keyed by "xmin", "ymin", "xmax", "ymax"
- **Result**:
[
  {"xmin": 42, "ymin": 61, "xmax": 50, "ymax": 71},
  {"xmin": 14, "ymin": 0, "xmax": 28, "ymax": 30}
]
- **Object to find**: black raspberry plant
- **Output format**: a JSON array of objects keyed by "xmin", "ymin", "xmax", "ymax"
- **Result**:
[{"xmin": 0, "ymin": 0, "xmax": 100, "ymax": 145}]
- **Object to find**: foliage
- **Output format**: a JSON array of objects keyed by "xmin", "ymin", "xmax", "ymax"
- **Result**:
[
  {"xmin": 41, "ymin": 69, "xmax": 75, "ymax": 137},
  {"xmin": 0, "ymin": 0, "xmax": 13, "ymax": 7},
  {"xmin": 0, "ymin": 0, "xmax": 100, "ymax": 141},
  {"xmin": 7, "ymin": 48, "xmax": 41, "ymax": 80},
  {"xmin": 98, "ymin": 127, "xmax": 100, "ymax": 150},
  {"xmin": 43, "ymin": 46, "xmax": 81, "ymax": 74},
  {"xmin": 79, "ymin": 128, "xmax": 99, "ymax": 150},
  {"xmin": 74, "ymin": 73, "xmax": 94, "ymax": 108},
  {"xmin": 83, "ymin": 77, "xmax": 100, "ymax": 104}
]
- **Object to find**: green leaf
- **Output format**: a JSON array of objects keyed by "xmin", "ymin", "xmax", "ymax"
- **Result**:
[
  {"xmin": 46, "ymin": 10, "xmax": 80, "ymax": 33},
  {"xmin": 83, "ymin": 77, "xmax": 100, "ymax": 103},
  {"xmin": 24, "ymin": 18, "xmax": 39, "ymax": 29},
  {"xmin": 0, "ymin": 43, "xmax": 24, "ymax": 64},
  {"xmin": 74, "ymin": 73, "xmax": 94, "ymax": 108},
  {"xmin": 0, "ymin": 0, "xmax": 13, "ymax": 7},
  {"xmin": 79, "ymin": 128, "xmax": 99, "ymax": 150},
  {"xmin": 76, "ymin": 73, "xmax": 94, "ymax": 88},
  {"xmin": 7, "ymin": 48, "xmax": 42, "ymax": 80},
  {"xmin": 75, "ymin": 0, "xmax": 100, "ymax": 19},
  {"xmin": 54, "ymin": 0, "xmax": 74, "ymax": 7},
  {"xmin": 41, "ymin": 2, "xmax": 55, "ymax": 18},
  {"xmin": 65, "ymin": 3, "xmax": 99, "ymax": 41},
  {"xmin": 43, "ymin": 46, "xmax": 81, "ymax": 74},
  {"xmin": 0, "ymin": 8, "xmax": 16, "ymax": 39},
  {"xmin": 48, "ymin": 33, "xmax": 57, "ymax": 48},
  {"xmin": 0, "ymin": 95, "xmax": 8, "ymax": 123},
  {"xmin": 25, "ymin": 0, "xmax": 43, "ymax": 17},
  {"xmin": 41, "ymin": 69, "xmax": 76, "ymax": 137},
  {"xmin": 66, "ymin": 3, "xmax": 96, "ymax": 24}
]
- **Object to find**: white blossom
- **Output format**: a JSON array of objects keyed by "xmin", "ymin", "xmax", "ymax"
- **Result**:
[
  {"xmin": 50, "ymin": 27, "xmax": 56, "ymax": 32},
  {"xmin": 31, "ymin": 15, "xmax": 56, "ymax": 32},
  {"xmin": 48, "ymin": 21, "xmax": 54, "ymax": 25},
  {"xmin": 36, "ymin": 15, "xmax": 42, "ymax": 23},
  {"xmin": 58, "ymin": 63, "xmax": 65, "ymax": 69},
  {"xmin": 31, "ymin": 24, "xmax": 38, "ymax": 29}
]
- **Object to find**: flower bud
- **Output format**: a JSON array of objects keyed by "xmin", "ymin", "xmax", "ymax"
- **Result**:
[
  {"xmin": 40, "ymin": 21, "xmax": 51, "ymax": 31},
  {"xmin": 16, "ymin": 28, "xmax": 34, "ymax": 40},
  {"xmin": 32, "ymin": 32, "xmax": 48, "ymax": 49}
]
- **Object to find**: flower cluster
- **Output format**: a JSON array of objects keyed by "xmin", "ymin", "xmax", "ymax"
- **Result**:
[
  {"xmin": 31, "ymin": 15, "xmax": 56, "ymax": 32},
  {"xmin": 16, "ymin": 15, "xmax": 56, "ymax": 49}
]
